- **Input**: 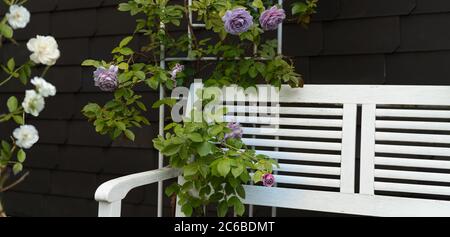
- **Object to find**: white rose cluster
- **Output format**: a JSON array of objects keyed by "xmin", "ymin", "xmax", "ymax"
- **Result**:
[
  {"xmin": 22, "ymin": 77, "xmax": 57, "ymax": 117},
  {"xmin": 6, "ymin": 5, "xmax": 30, "ymax": 30}
]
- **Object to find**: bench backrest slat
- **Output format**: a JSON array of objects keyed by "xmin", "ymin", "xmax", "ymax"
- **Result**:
[{"xmin": 181, "ymin": 83, "xmax": 450, "ymax": 216}]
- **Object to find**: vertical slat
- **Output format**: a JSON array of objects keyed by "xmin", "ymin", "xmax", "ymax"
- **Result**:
[
  {"xmin": 175, "ymin": 176, "xmax": 186, "ymax": 217},
  {"xmin": 360, "ymin": 104, "xmax": 376, "ymax": 195},
  {"xmin": 340, "ymin": 104, "xmax": 357, "ymax": 193},
  {"xmin": 157, "ymin": 9, "xmax": 166, "ymax": 218},
  {"xmin": 98, "ymin": 201, "xmax": 122, "ymax": 217}
]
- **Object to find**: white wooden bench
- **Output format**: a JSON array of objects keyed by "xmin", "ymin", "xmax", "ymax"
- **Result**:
[{"xmin": 95, "ymin": 84, "xmax": 450, "ymax": 217}]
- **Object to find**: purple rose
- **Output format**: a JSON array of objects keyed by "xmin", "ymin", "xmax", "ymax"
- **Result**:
[
  {"xmin": 170, "ymin": 63, "xmax": 184, "ymax": 86},
  {"xmin": 259, "ymin": 6, "xmax": 286, "ymax": 31},
  {"xmin": 94, "ymin": 65, "xmax": 119, "ymax": 92},
  {"xmin": 224, "ymin": 122, "xmax": 243, "ymax": 140},
  {"xmin": 222, "ymin": 8, "xmax": 253, "ymax": 35},
  {"xmin": 262, "ymin": 173, "xmax": 275, "ymax": 187}
]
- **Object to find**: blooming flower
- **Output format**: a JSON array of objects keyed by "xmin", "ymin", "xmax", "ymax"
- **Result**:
[
  {"xmin": 6, "ymin": 5, "xmax": 30, "ymax": 30},
  {"xmin": 222, "ymin": 8, "xmax": 253, "ymax": 35},
  {"xmin": 170, "ymin": 63, "xmax": 184, "ymax": 86},
  {"xmin": 93, "ymin": 65, "xmax": 119, "ymax": 92},
  {"xmin": 259, "ymin": 6, "xmax": 286, "ymax": 31},
  {"xmin": 262, "ymin": 173, "xmax": 275, "ymax": 187},
  {"xmin": 22, "ymin": 90, "xmax": 45, "ymax": 117},
  {"xmin": 27, "ymin": 35, "xmax": 61, "ymax": 66},
  {"xmin": 31, "ymin": 77, "xmax": 56, "ymax": 98},
  {"xmin": 13, "ymin": 125, "xmax": 39, "ymax": 149},
  {"xmin": 225, "ymin": 122, "xmax": 243, "ymax": 140}
]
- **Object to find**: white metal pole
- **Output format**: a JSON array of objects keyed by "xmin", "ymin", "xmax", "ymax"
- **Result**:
[
  {"xmin": 158, "ymin": 14, "xmax": 166, "ymax": 218},
  {"xmin": 271, "ymin": 0, "xmax": 284, "ymax": 218}
]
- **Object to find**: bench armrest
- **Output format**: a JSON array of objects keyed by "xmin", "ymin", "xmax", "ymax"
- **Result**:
[{"xmin": 95, "ymin": 167, "xmax": 181, "ymax": 203}]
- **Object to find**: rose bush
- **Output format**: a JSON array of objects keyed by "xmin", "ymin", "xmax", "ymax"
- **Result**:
[
  {"xmin": 0, "ymin": 0, "xmax": 60, "ymax": 217},
  {"xmin": 81, "ymin": 0, "xmax": 318, "ymax": 217}
]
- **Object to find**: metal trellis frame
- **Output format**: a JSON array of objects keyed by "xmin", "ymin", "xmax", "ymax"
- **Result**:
[{"xmin": 157, "ymin": 0, "xmax": 284, "ymax": 217}]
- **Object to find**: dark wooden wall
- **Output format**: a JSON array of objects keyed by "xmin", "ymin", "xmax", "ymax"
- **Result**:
[{"xmin": 1, "ymin": 0, "xmax": 450, "ymax": 216}]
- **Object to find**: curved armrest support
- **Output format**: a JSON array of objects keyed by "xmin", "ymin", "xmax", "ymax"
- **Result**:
[{"xmin": 95, "ymin": 167, "xmax": 181, "ymax": 203}]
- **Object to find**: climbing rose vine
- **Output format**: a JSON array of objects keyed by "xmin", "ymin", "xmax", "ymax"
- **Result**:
[
  {"xmin": 0, "ymin": 0, "xmax": 60, "ymax": 217},
  {"xmin": 81, "ymin": 0, "xmax": 318, "ymax": 217}
]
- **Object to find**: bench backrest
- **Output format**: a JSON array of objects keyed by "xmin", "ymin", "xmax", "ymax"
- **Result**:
[{"xmin": 180, "ymin": 83, "xmax": 450, "ymax": 216}]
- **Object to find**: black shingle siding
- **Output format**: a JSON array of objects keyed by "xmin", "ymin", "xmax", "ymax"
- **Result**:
[{"xmin": 3, "ymin": 0, "xmax": 450, "ymax": 217}]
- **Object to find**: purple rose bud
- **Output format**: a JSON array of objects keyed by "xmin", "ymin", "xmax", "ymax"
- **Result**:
[
  {"xmin": 262, "ymin": 173, "xmax": 275, "ymax": 187},
  {"xmin": 170, "ymin": 63, "xmax": 184, "ymax": 86},
  {"xmin": 94, "ymin": 65, "xmax": 119, "ymax": 92},
  {"xmin": 222, "ymin": 8, "xmax": 253, "ymax": 35},
  {"xmin": 259, "ymin": 6, "xmax": 286, "ymax": 31},
  {"xmin": 225, "ymin": 122, "xmax": 243, "ymax": 140}
]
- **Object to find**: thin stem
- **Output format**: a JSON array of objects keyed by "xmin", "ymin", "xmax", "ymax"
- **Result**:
[
  {"xmin": 40, "ymin": 65, "xmax": 51, "ymax": 78},
  {"xmin": 0, "ymin": 171, "xmax": 29, "ymax": 193}
]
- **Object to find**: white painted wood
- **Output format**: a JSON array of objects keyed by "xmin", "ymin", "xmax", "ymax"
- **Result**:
[
  {"xmin": 243, "ymin": 186, "xmax": 450, "ymax": 217},
  {"xmin": 98, "ymin": 84, "xmax": 450, "ymax": 217},
  {"xmin": 224, "ymin": 116, "xmax": 342, "ymax": 127},
  {"xmin": 376, "ymin": 132, "xmax": 450, "ymax": 144},
  {"xmin": 375, "ymin": 144, "xmax": 450, "ymax": 157},
  {"xmin": 375, "ymin": 169, "xmax": 450, "ymax": 183},
  {"xmin": 221, "ymin": 85, "xmax": 450, "ymax": 105},
  {"xmin": 274, "ymin": 174, "xmax": 340, "ymax": 187},
  {"xmin": 376, "ymin": 109, "xmax": 450, "ymax": 119},
  {"xmin": 242, "ymin": 127, "xmax": 342, "ymax": 139},
  {"xmin": 375, "ymin": 157, "xmax": 450, "ymax": 169},
  {"xmin": 254, "ymin": 150, "xmax": 341, "ymax": 163},
  {"xmin": 95, "ymin": 167, "xmax": 181, "ymax": 203},
  {"xmin": 374, "ymin": 182, "xmax": 450, "ymax": 196},
  {"xmin": 340, "ymin": 104, "xmax": 357, "ymax": 193},
  {"xmin": 360, "ymin": 104, "xmax": 376, "ymax": 195},
  {"xmin": 242, "ymin": 138, "xmax": 341, "ymax": 150},
  {"xmin": 227, "ymin": 106, "xmax": 343, "ymax": 116},
  {"xmin": 274, "ymin": 164, "xmax": 341, "ymax": 175},
  {"xmin": 98, "ymin": 201, "xmax": 122, "ymax": 217},
  {"xmin": 376, "ymin": 120, "xmax": 450, "ymax": 131}
]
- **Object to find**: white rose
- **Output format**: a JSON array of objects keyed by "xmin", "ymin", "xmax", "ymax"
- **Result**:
[
  {"xmin": 31, "ymin": 77, "xmax": 56, "ymax": 97},
  {"xmin": 27, "ymin": 35, "xmax": 61, "ymax": 66},
  {"xmin": 13, "ymin": 125, "xmax": 39, "ymax": 149},
  {"xmin": 22, "ymin": 90, "xmax": 45, "ymax": 117},
  {"xmin": 6, "ymin": 5, "xmax": 30, "ymax": 30}
]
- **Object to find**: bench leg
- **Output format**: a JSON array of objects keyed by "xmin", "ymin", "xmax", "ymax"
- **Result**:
[{"xmin": 98, "ymin": 201, "xmax": 122, "ymax": 217}]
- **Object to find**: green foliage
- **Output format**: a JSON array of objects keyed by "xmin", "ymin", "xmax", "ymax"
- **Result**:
[
  {"xmin": 80, "ymin": 0, "xmax": 317, "ymax": 217},
  {"xmin": 292, "ymin": 0, "xmax": 319, "ymax": 27},
  {"xmin": 153, "ymin": 109, "xmax": 278, "ymax": 217}
]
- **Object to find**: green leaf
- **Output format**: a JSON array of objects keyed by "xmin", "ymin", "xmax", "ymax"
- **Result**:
[
  {"xmin": 162, "ymin": 143, "xmax": 182, "ymax": 156},
  {"xmin": 236, "ymin": 185, "xmax": 246, "ymax": 199},
  {"xmin": 7, "ymin": 58, "xmax": 15, "ymax": 72},
  {"xmin": 119, "ymin": 36, "xmax": 133, "ymax": 48},
  {"xmin": 165, "ymin": 183, "xmax": 179, "ymax": 197},
  {"xmin": 217, "ymin": 159, "xmax": 231, "ymax": 177},
  {"xmin": 81, "ymin": 59, "xmax": 100, "ymax": 67},
  {"xmin": 7, "ymin": 96, "xmax": 18, "ymax": 112},
  {"xmin": 0, "ymin": 23, "xmax": 13, "ymax": 38},
  {"xmin": 12, "ymin": 163, "xmax": 23, "ymax": 175},
  {"xmin": 217, "ymin": 200, "xmax": 228, "ymax": 217},
  {"xmin": 252, "ymin": 0, "xmax": 264, "ymax": 10},
  {"xmin": 183, "ymin": 164, "xmax": 198, "ymax": 176},
  {"xmin": 12, "ymin": 115, "xmax": 24, "ymax": 125},
  {"xmin": 187, "ymin": 133, "xmax": 203, "ymax": 142},
  {"xmin": 229, "ymin": 196, "xmax": 245, "ymax": 216},
  {"xmin": 231, "ymin": 165, "xmax": 244, "ymax": 178},
  {"xmin": 17, "ymin": 149, "xmax": 26, "ymax": 163},
  {"xmin": 208, "ymin": 125, "xmax": 223, "ymax": 136},
  {"xmin": 195, "ymin": 141, "xmax": 213, "ymax": 157},
  {"xmin": 181, "ymin": 204, "xmax": 193, "ymax": 217},
  {"xmin": 124, "ymin": 129, "xmax": 135, "ymax": 141},
  {"xmin": 152, "ymin": 98, "xmax": 177, "ymax": 109}
]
